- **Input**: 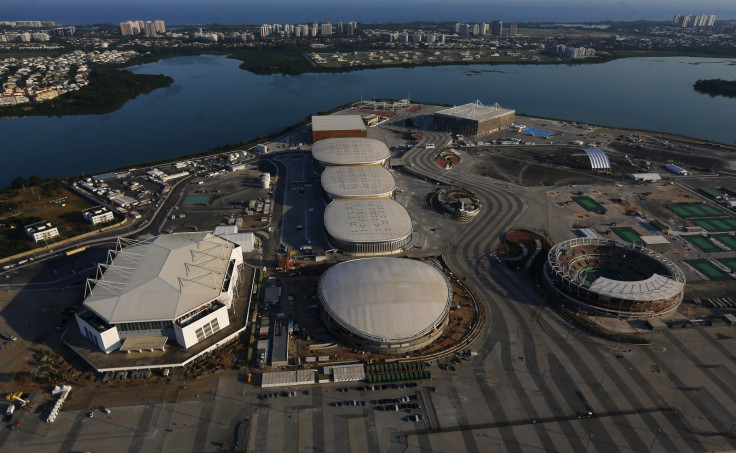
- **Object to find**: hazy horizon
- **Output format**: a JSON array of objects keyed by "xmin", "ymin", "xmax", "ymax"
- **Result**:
[{"xmin": 4, "ymin": 0, "xmax": 736, "ymax": 26}]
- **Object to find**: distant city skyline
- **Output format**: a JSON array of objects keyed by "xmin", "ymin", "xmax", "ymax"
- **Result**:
[{"xmin": 3, "ymin": 0, "xmax": 736, "ymax": 25}]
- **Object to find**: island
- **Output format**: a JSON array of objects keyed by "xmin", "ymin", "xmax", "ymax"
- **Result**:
[{"xmin": 693, "ymin": 78, "xmax": 736, "ymax": 98}]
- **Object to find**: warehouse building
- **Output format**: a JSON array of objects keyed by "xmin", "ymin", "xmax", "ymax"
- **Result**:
[
  {"xmin": 75, "ymin": 233, "xmax": 243, "ymax": 354},
  {"xmin": 312, "ymin": 115, "xmax": 367, "ymax": 142},
  {"xmin": 318, "ymin": 258, "xmax": 452, "ymax": 353},
  {"xmin": 324, "ymin": 198, "xmax": 413, "ymax": 254},
  {"xmin": 312, "ymin": 137, "xmax": 391, "ymax": 170},
  {"xmin": 434, "ymin": 100, "xmax": 515, "ymax": 137},
  {"xmin": 320, "ymin": 165, "xmax": 396, "ymax": 200}
]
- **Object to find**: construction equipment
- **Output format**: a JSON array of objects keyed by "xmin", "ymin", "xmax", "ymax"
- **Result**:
[{"xmin": 5, "ymin": 393, "xmax": 29, "ymax": 407}]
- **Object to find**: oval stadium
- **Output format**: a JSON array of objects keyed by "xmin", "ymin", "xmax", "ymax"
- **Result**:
[
  {"xmin": 545, "ymin": 238, "xmax": 685, "ymax": 318},
  {"xmin": 320, "ymin": 165, "xmax": 396, "ymax": 200},
  {"xmin": 318, "ymin": 258, "xmax": 452, "ymax": 354}
]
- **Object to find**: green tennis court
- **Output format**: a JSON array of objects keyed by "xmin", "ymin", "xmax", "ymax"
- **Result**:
[
  {"xmin": 717, "ymin": 258, "xmax": 736, "ymax": 273},
  {"xmin": 184, "ymin": 195, "xmax": 212, "ymax": 205},
  {"xmin": 668, "ymin": 203, "xmax": 724, "ymax": 218},
  {"xmin": 610, "ymin": 227, "xmax": 642, "ymax": 244},
  {"xmin": 685, "ymin": 259, "xmax": 731, "ymax": 281},
  {"xmin": 712, "ymin": 234, "xmax": 736, "ymax": 251},
  {"xmin": 694, "ymin": 218, "xmax": 736, "ymax": 232},
  {"xmin": 572, "ymin": 196, "xmax": 606, "ymax": 214},
  {"xmin": 685, "ymin": 235, "xmax": 722, "ymax": 253}
]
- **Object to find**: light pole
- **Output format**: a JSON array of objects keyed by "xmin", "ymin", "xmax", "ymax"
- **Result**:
[
  {"xmin": 599, "ymin": 364, "xmax": 608, "ymax": 386},
  {"xmin": 649, "ymin": 428, "xmax": 662, "ymax": 451}
]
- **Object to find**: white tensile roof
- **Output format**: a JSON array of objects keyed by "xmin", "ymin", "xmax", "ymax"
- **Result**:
[
  {"xmin": 590, "ymin": 274, "xmax": 685, "ymax": 302},
  {"xmin": 321, "ymin": 165, "xmax": 395, "ymax": 198},
  {"xmin": 319, "ymin": 258, "xmax": 451, "ymax": 342},
  {"xmin": 312, "ymin": 115, "xmax": 366, "ymax": 131},
  {"xmin": 435, "ymin": 100, "xmax": 514, "ymax": 122},
  {"xmin": 312, "ymin": 138, "xmax": 390, "ymax": 166},
  {"xmin": 84, "ymin": 233, "xmax": 237, "ymax": 323},
  {"xmin": 583, "ymin": 148, "xmax": 611, "ymax": 170},
  {"xmin": 324, "ymin": 198, "xmax": 412, "ymax": 243}
]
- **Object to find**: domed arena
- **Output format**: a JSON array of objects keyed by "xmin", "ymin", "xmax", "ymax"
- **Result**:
[
  {"xmin": 545, "ymin": 238, "xmax": 685, "ymax": 318},
  {"xmin": 318, "ymin": 258, "xmax": 452, "ymax": 353}
]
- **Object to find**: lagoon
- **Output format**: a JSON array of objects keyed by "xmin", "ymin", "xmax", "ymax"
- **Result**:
[{"xmin": 1, "ymin": 54, "xmax": 735, "ymax": 186}]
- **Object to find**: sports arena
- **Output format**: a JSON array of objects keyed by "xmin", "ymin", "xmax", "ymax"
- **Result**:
[
  {"xmin": 545, "ymin": 237, "xmax": 685, "ymax": 318},
  {"xmin": 318, "ymin": 258, "xmax": 452, "ymax": 353},
  {"xmin": 320, "ymin": 165, "xmax": 396, "ymax": 200},
  {"xmin": 312, "ymin": 137, "xmax": 391, "ymax": 170},
  {"xmin": 324, "ymin": 198, "xmax": 413, "ymax": 254}
]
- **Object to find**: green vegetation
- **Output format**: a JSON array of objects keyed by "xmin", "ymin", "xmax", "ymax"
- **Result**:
[
  {"xmin": 694, "ymin": 78, "xmax": 736, "ymax": 98},
  {"xmin": 0, "ymin": 64, "xmax": 173, "ymax": 118}
]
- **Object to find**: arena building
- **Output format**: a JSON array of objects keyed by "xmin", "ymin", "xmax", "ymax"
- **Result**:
[
  {"xmin": 312, "ymin": 115, "xmax": 367, "ymax": 142},
  {"xmin": 318, "ymin": 258, "xmax": 452, "ymax": 353},
  {"xmin": 75, "ymin": 233, "xmax": 243, "ymax": 354},
  {"xmin": 324, "ymin": 198, "xmax": 412, "ymax": 254},
  {"xmin": 320, "ymin": 165, "xmax": 396, "ymax": 200},
  {"xmin": 545, "ymin": 237, "xmax": 685, "ymax": 318},
  {"xmin": 312, "ymin": 137, "xmax": 390, "ymax": 170},
  {"xmin": 434, "ymin": 100, "xmax": 515, "ymax": 137}
]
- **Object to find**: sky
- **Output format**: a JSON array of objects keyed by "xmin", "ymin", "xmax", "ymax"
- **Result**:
[{"xmin": 4, "ymin": 0, "xmax": 736, "ymax": 25}]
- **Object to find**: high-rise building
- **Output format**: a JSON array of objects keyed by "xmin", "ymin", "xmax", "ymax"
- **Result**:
[
  {"xmin": 348, "ymin": 22, "xmax": 357, "ymax": 35},
  {"xmin": 154, "ymin": 20, "xmax": 166, "ymax": 34},
  {"xmin": 480, "ymin": 23, "xmax": 489, "ymax": 35},
  {"xmin": 143, "ymin": 21, "xmax": 156, "ymax": 36},
  {"xmin": 259, "ymin": 25, "xmax": 270, "ymax": 37},
  {"xmin": 321, "ymin": 22, "xmax": 333, "ymax": 35},
  {"xmin": 509, "ymin": 22, "xmax": 518, "ymax": 37},
  {"xmin": 673, "ymin": 15, "xmax": 681, "ymax": 25},
  {"xmin": 707, "ymin": 15, "xmax": 716, "ymax": 26},
  {"xmin": 491, "ymin": 20, "xmax": 503, "ymax": 36},
  {"xmin": 119, "ymin": 21, "xmax": 134, "ymax": 36},
  {"xmin": 337, "ymin": 22, "xmax": 344, "ymax": 34},
  {"xmin": 459, "ymin": 23, "xmax": 470, "ymax": 36},
  {"xmin": 454, "ymin": 23, "xmax": 461, "ymax": 33},
  {"xmin": 681, "ymin": 15, "xmax": 692, "ymax": 27},
  {"xmin": 472, "ymin": 24, "xmax": 480, "ymax": 35},
  {"xmin": 136, "ymin": 20, "xmax": 145, "ymax": 32},
  {"xmin": 310, "ymin": 25, "xmax": 318, "ymax": 37}
]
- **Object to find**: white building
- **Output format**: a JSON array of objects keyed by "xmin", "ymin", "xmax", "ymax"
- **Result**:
[
  {"xmin": 24, "ymin": 221, "xmax": 60, "ymax": 243},
  {"xmin": 76, "ymin": 233, "xmax": 243, "ymax": 353},
  {"xmin": 82, "ymin": 205, "xmax": 114, "ymax": 225}
]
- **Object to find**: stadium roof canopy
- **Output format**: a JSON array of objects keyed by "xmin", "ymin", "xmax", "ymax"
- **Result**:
[
  {"xmin": 312, "ymin": 138, "xmax": 390, "ymax": 166},
  {"xmin": 321, "ymin": 165, "xmax": 395, "ymax": 198},
  {"xmin": 434, "ymin": 100, "xmax": 514, "ymax": 122},
  {"xmin": 324, "ymin": 198, "xmax": 412, "ymax": 243},
  {"xmin": 590, "ymin": 274, "xmax": 685, "ymax": 302},
  {"xmin": 583, "ymin": 148, "xmax": 611, "ymax": 171},
  {"xmin": 84, "ymin": 233, "xmax": 237, "ymax": 324},
  {"xmin": 312, "ymin": 115, "xmax": 366, "ymax": 132},
  {"xmin": 319, "ymin": 258, "xmax": 451, "ymax": 342}
]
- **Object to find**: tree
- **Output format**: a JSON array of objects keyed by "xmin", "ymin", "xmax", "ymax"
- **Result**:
[
  {"xmin": 11, "ymin": 176, "xmax": 25, "ymax": 190},
  {"xmin": 28, "ymin": 175, "xmax": 42, "ymax": 187}
]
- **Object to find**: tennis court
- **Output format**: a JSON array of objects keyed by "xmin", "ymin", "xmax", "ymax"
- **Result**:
[
  {"xmin": 712, "ymin": 234, "xmax": 736, "ymax": 251},
  {"xmin": 572, "ymin": 196, "xmax": 606, "ymax": 214},
  {"xmin": 693, "ymin": 218, "xmax": 736, "ymax": 232},
  {"xmin": 685, "ymin": 259, "xmax": 731, "ymax": 281},
  {"xmin": 610, "ymin": 227, "xmax": 642, "ymax": 244},
  {"xmin": 717, "ymin": 257, "xmax": 736, "ymax": 273},
  {"xmin": 668, "ymin": 203, "xmax": 723, "ymax": 218},
  {"xmin": 684, "ymin": 235, "xmax": 723, "ymax": 253}
]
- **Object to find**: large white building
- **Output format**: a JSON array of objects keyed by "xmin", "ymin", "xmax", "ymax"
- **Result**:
[
  {"xmin": 324, "ymin": 198, "xmax": 413, "ymax": 254},
  {"xmin": 76, "ymin": 233, "xmax": 243, "ymax": 353},
  {"xmin": 320, "ymin": 165, "xmax": 396, "ymax": 200}
]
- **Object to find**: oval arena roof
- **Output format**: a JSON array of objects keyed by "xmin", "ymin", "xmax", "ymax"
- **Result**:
[
  {"xmin": 324, "ymin": 198, "xmax": 412, "ymax": 244},
  {"xmin": 312, "ymin": 138, "xmax": 390, "ymax": 166},
  {"xmin": 319, "ymin": 258, "xmax": 452, "ymax": 342},
  {"xmin": 321, "ymin": 165, "xmax": 395, "ymax": 199}
]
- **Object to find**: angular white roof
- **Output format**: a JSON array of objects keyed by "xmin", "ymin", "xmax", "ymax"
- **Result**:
[
  {"xmin": 321, "ymin": 165, "xmax": 395, "ymax": 198},
  {"xmin": 312, "ymin": 138, "xmax": 390, "ymax": 166},
  {"xmin": 584, "ymin": 148, "xmax": 611, "ymax": 170},
  {"xmin": 324, "ymin": 199, "xmax": 412, "ymax": 243},
  {"xmin": 319, "ymin": 258, "xmax": 451, "ymax": 342},
  {"xmin": 590, "ymin": 274, "xmax": 685, "ymax": 302},
  {"xmin": 435, "ymin": 100, "xmax": 514, "ymax": 122},
  {"xmin": 84, "ymin": 233, "xmax": 237, "ymax": 323},
  {"xmin": 312, "ymin": 115, "xmax": 366, "ymax": 132}
]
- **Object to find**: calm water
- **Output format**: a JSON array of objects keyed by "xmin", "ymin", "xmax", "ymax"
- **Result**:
[{"xmin": 1, "ymin": 55, "xmax": 736, "ymax": 185}]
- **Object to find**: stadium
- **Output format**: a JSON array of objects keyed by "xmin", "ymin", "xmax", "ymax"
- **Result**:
[
  {"xmin": 324, "ymin": 198, "xmax": 413, "ymax": 254},
  {"xmin": 318, "ymin": 258, "xmax": 452, "ymax": 354},
  {"xmin": 434, "ymin": 100, "xmax": 515, "ymax": 137},
  {"xmin": 312, "ymin": 137, "xmax": 391, "ymax": 170},
  {"xmin": 320, "ymin": 165, "xmax": 396, "ymax": 200},
  {"xmin": 545, "ymin": 237, "xmax": 685, "ymax": 318},
  {"xmin": 75, "ymin": 233, "xmax": 243, "ymax": 354}
]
